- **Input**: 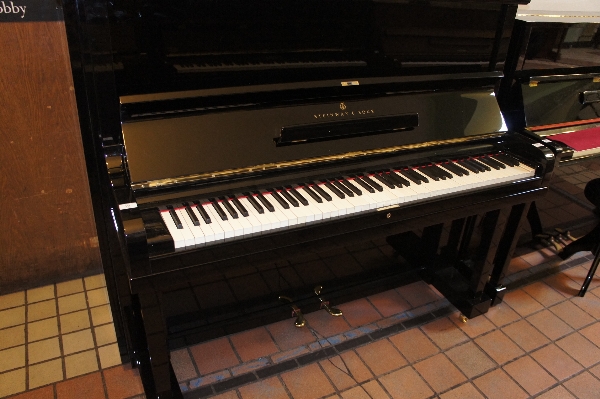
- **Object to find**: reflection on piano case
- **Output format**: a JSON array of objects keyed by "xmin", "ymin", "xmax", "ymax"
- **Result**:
[{"xmin": 62, "ymin": 0, "xmax": 552, "ymax": 397}]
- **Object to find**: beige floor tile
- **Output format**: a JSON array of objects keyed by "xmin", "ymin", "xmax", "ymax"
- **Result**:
[
  {"xmin": 60, "ymin": 310, "xmax": 91, "ymax": 334},
  {"xmin": 0, "ymin": 306, "xmax": 25, "ymax": 328},
  {"xmin": 0, "ymin": 325, "xmax": 25, "ymax": 350},
  {"xmin": 62, "ymin": 329, "xmax": 95, "ymax": 355},
  {"xmin": 84, "ymin": 274, "xmax": 106, "ymax": 290},
  {"xmin": 28, "ymin": 317, "xmax": 59, "ymax": 342},
  {"xmin": 58, "ymin": 293, "xmax": 87, "ymax": 314},
  {"xmin": 0, "ymin": 345, "xmax": 25, "ymax": 372},
  {"xmin": 98, "ymin": 343, "xmax": 122, "ymax": 369},
  {"xmin": 0, "ymin": 291, "xmax": 25, "ymax": 310},
  {"xmin": 87, "ymin": 288, "xmax": 110, "ymax": 308},
  {"xmin": 65, "ymin": 349, "xmax": 99, "ymax": 378},
  {"xmin": 90, "ymin": 304, "xmax": 113, "ymax": 326},
  {"xmin": 0, "ymin": 367, "xmax": 26, "ymax": 397},
  {"xmin": 56, "ymin": 278, "xmax": 84, "ymax": 297},
  {"xmin": 27, "ymin": 300, "xmax": 57, "ymax": 322},
  {"xmin": 26, "ymin": 285, "xmax": 55, "ymax": 304},
  {"xmin": 28, "ymin": 337, "xmax": 61, "ymax": 364},
  {"xmin": 95, "ymin": 323, "xmax": 117, "ymax": 346},
  {"xmin": 29, "ymin": 358, "xmax": 63, "ymax": 389}
]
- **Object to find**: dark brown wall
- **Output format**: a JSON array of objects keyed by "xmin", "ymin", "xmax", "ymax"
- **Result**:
[{"xmin": 0, "ymin": 21, "xmax": 102, "ymax": 293}]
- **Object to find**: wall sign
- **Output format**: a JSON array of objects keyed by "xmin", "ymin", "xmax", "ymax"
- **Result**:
[{"xmin": 0, "ymin": 0, "xmax": 63, "ymax": 22}]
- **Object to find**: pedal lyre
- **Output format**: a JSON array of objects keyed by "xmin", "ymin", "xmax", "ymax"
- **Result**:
[
  {"xmin": 314, "ymin": 286, "xmax": 343, "ymax": 317},
  {"xmin": 278, "ymin": 296, "xmax": 306, "ymax": 328}
]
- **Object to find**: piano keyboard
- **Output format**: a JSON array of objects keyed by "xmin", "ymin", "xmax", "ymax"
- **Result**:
[{"xmin": 158, "ymin": 154, "xmax": 536, "ymax": 249}]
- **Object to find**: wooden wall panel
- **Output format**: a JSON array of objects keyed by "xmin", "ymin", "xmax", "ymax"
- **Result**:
[{"xmin": 0, "ymin": 21, "xmax": 102, "ymax": 293}]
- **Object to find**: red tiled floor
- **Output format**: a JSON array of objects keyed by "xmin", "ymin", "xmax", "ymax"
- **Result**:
[
  {"xmin": 212, "ymin": 391, "xmax": 240, "ymax": 399},
  {"xmin": 355, "ymin": 340, "xmax": 407, "ymax": 376},
  {"xmin": 230, "ymin": 327, "xmax": 279, "ymax": 362},
  {"xmin": 506, "ymin": 256, "xmax": 532, "ymax": 274},
  {"xmin": 449, "ymin": 311, "xmax": 495, "ymax": 338},
  {"xmin": 580, "ymin": 322, "xmax": 600, "ymax": 347},
  {"xmin": 170, "ymin": 349, "xmax": 198, "ymax": 381},
  {"xmin": 319, "ymin": 352, "xmax": 372, "ymax": 391},
  {"xmin": 526, "ymin": 309, "xmax": 574, "ymax": 341},
  {"xmin": 189, "ymin": 337, "xmax": 240, "ymax": 375},
  {"xmin": 531, "ymin": 344, "xmax": 583, "ymax": 381},
  {"xmin": 484, "ymin": 302, "xmax": 521, "ymax": 328},
  {"xmin": 572, "ymin": 294, "xmax": 600, "ymax": 319},
  {"xmin": 378, "ymin": 366, "xmax": 434, "ymax": 399},
  {"xmin": 280, "ymin": 363, "xmax": 335, "ymax": 399},
  {"xmin": 10, "ymin": 386, "xmax": 54, "ymax": 399},
  {"xmin": 542, "ymin": 273, "xmax": 580, "ymax": 297},
  {"xmin": 590, "ymin": 363, "xmax": 600, "ymax": 379},
  {"xmin": 395, "ymin": 281, "xmax": 441, "ymax": 308},
  {"xmin": 444, "ymin": 341, "xmax": 496, "ymax": 379},
  {"xmin": 563, "ymin": 371, "xmax": 600, "ymax": 399},
  {"xmin": 536, "ymin": 385, "xmax": 576, "ymax": 399},
  {"xmin": 238, "ymin": 376, "xmax": 290, "ymax": 399},
  {"xmin": 304, "ymin": 309, "xmax": 351, "ymax": 338},
  {"xmin": 413, "ymin": 353, "xmax": 467, "ymax": 393},
  {"xmin": 388, "ymin": 328, "xmax": 438, "ymax": 363},
  {"xmin": 267, "ymin": 318, "xmax": 317, "ymax": 351},
  {"xmin": 367, "ymin": 289, "xmax": 411, "ymax": 318},
  {"xmin": 439, "ymin": 383, "xmax": 485, "ymax": 399},
  {"xmin": 102, "ymin": 365, "xmax": 144, "ymax": 399},
  {"xmin": 522, "ymin": 281, "xmax": 565, "ymax": 307},
  {"xmin": 56, "ymin": 372, "xmax": 105, "ymax": 399},
  {"xmin": 420, "ymin": 317, "xmax": 469, "ymax": 350},
  {"xmin": 355, "ymin": 380, "xmax": 389, "ymax": 399},
  {"xmin": 556, "ymin": 332, "xmax": 600, "ymax": 368},
  {"xmin": 337, "ymin": 298, "xmax": 381, "ymax": 328},
  {"xmin": 474, "ymin": 330, "xmax": 524, "ymax": 365},
  {"xmin": 549, "ymin": 301, "xmax": 596, "ymax": 330},
  {"xmin": 501, "ymin": 319, "xmax": 550, "ymax": 352},
  {"xmin": 339, "ymin": 386, "xmax": 372, "ymax": 399},
  {"xmin": 502, "ymin": 289, "xmax": 544, "ymax": 317},
  {"xmin": 502, "ymin": 355, "xmax": 557, "ymax": 396},
  {"xmin": 473, "ymin": 369, "xmax": 529, "ymax": 399}
]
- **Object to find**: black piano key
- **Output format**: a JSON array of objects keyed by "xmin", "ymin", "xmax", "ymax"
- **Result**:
[
  {"xmin": 350, "ymin": 175, "xmax": 375, "ymax": 193},
  {"xmin": 457, "ymin": 160, "xmax": 480, "ymax": 173},
  {"xmin": 277, "ymin": 187, "xmax": 299, "ymax": 207},
  {"xmin": 477, "ymin": 156, "xmax": 501, "ymax": 170},
  {"xmin": 442, "ymin": 161, "xmax": 467, "ymax": 176},
  {"xmin": 254, "ymin": 191, "xmax": 276, "ymax": 212},
  {"xmin": 229, "ymin": 195, "xmax": 249, "ymax": 217},
  {"xmin": 416, "ymin": 166, "xmax": 440, "ymax": 181},
  {"xmin": 432, "ymin": 164, "xmax": 453, "ymax": 179},
  {"xmin": 395, "ymin": 169, "xmax": 420, "ymax": 184},
  {"xmin": 243, "ymin": 192, "xmax": 264, "ymax": 214},
  {"xmin": 340, "ymin": 178, "xmax": 362, "ymax": 195},
  {"xmin": 193, "ymin": 201, "xmax": 212, "ymax": 223},
  {"xmin": 184, "ymin": 203, "xmax": 200, "ymax": 226},
  {"xmin": 386, "ymin": 171, "xmax": 410, "ymax": 187},
  {"xmin": 219, "ymin": 196, "xmax": 239, "ymax": 218},
  {"xmin": 166, "ymin": 205, "xmax": 183, "ymax": 229},
  {"xmin": 332, "ymin": 179, "xmax": 353, "ymax": 197},
  {"xmin": 286, "ymin": 185, "xmax": 309, "ymax": 206},
  {"xmin": 360, "ymin": 175, "xmax": 383, "ymax": 192},
  {"xmin": 371, "ymin": 173, "xmax": 395, "ymax": 189},
  {"xmin": 470, "ymin": 158, "xmax": 491, "ymax": 171},
  {"xmin": 494, "ymin": 153, "xmax": 519, "ymax": 167},
  {"xmin": 210, "ymin": 198, "xmax": 228, "ymax": 220},
  {"xmin": 301, "ymin": 184, "xmax": 322, "ymax": 203},
  {"xmin": 270, "ymin": 188, "xmax": 291, "ymax": 209},
  {"xmin": 482, "ymin": 155, "xmax": 505, "ymax": 169},
  {"xmin": 379, "ymin": 172, "xmax": 400, "ymax": 188},
  {"xmin": 322, "ymin": 180, "xmax": 345, "ymax": 199},
  {"xmin": 464, "ymin": 159, "xmax": 486, "ymax": 172},
  {"xmin": 311, "ymin": 182, "xmax": 332, "ymax": 201}
]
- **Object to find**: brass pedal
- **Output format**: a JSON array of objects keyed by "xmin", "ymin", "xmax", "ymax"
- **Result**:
[
  {"xmin": 555, "ymin": 228, "xmax": 577, "ymax": 242},
  {"xmin": 314, "ymin": 286, "xmax": 343, "ymax": 317},
  {"xmin": 278, "ymin": 296, "xmax": 306, "ymax": 328},
  {"xmin": 547, "ymin": 236, "xmax": 562, "ymax": 252}
]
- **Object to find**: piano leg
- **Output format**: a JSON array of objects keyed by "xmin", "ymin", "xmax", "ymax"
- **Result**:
[
  {"xmin": 135, "ymin": 288, "xmax": 184, "ymax": 399},
  {"xmin": 486, "ymin": 203, "xmax": 530, "ymax": 305}
]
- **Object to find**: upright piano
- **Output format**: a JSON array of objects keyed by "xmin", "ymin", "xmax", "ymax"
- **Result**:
[
  {"xmin": 500, "ymin": 4, "xmax": 600, "ymax": 162},
  {"xmin": 63, "ymin": 0, "xmax": 554, "ymax": 397}
]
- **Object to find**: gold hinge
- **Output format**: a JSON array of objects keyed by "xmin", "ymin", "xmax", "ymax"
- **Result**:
[{"xmin": 529, "ymin": 81, "xmax": 539, "ymax": 87}]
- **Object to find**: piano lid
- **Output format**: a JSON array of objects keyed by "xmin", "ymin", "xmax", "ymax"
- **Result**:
[{"xmin": 82, "ymin": 0, "xmax": 529, "ymax": 97}]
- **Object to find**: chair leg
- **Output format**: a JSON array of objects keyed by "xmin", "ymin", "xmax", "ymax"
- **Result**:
[{"xmin": 579, "ymin": 242, "xmax": 600, "ymax": 297}]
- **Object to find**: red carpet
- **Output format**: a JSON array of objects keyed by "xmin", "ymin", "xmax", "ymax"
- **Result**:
[{"xmin": 548, "ymin": 126, "xmax": 600, "ymax": 151}]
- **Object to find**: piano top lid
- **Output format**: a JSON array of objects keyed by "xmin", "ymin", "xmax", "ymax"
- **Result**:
[{"xmin": 87, "ymin": 0, "xmax": 529, "ymax": 97}]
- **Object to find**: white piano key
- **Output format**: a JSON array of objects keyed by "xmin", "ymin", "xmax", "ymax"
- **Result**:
[
  {"xmin": 194, "ymin": 203, "xmax": 225, "ymax": 241},
  {"xmin": 158, "ymin": 206, "xmax": 187, "ymax": 249},
  {"xmin": 175, "ymin": 206, "xmax": 205, "ymax": 246},
  {"xmin": 239, "ymin": 196, "xmax": 267, "ymax": 233},
  {"xmin": 205, "ymin": 204, "xmax": 236, "ymax": 239}
]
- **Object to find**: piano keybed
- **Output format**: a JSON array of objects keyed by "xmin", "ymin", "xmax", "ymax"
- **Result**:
[{"xmin": 158, "ymin": 153, "xmax": 536, "ymax": 250}]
